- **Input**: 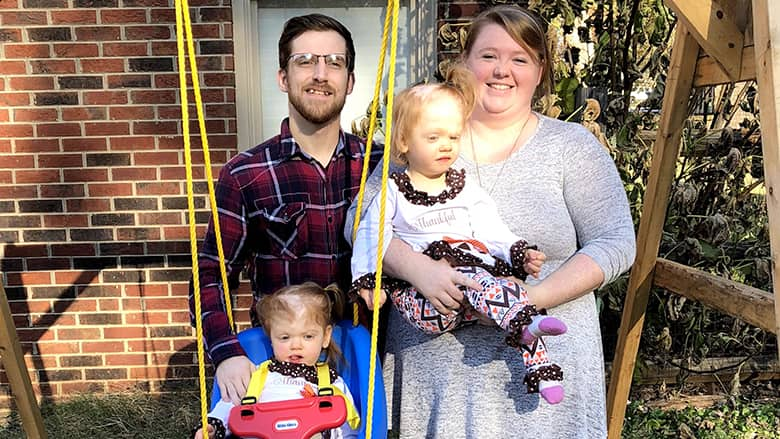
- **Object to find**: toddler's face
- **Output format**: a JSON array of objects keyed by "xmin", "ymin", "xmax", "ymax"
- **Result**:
[
  {"xmin": 401, "ymin": 94, "xmax": 465, "ymax": 179},
  {"xmin": 267, "ymin": 306, "xmax": 332, "ymax": 366}
]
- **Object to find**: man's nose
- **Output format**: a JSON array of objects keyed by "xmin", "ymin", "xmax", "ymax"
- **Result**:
[{"xmin": 312, "ymin": 57, "xmax": 328, "ymax": 81}]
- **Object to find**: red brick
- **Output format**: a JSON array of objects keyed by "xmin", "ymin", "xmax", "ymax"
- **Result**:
[
  {"xmin": 0, "ymin": 11, "xmax": 46, "ymax": 25},
  {"xmin": 15, "ymin": 328, "xmax": 54, "ymax": 342},
  {"xmin": 136, "ymin": 182, "xmax": 181, "ymax": 196},
  {"xmin": 51, "ymin": 9, "xmax": 97, "ymax": 24},
  {"xmin": 31, "ymin": 313, "xmax": 76, "ymax": 326},
  {"xmin": 109, "ymin": 106, "xmax": 154, "ymax": 120},
  {"xmin": 109, "ymin": 135, "xmax": 155, "ymax": 151},
  {"xmin": 103, "ymin": 42, "xmax": 148, "ymax": 57},
  {"xmin": 24, "ymin": 355, "xmax": 59, "ymax": 370},
  {"xmin": 98, "ymin": 298, "xmax": 120, "ymax": 311},
  {"xmin": 101, "ymin": 9, "xmax": 147, "ymax": 23},
  {"xmin": 62, "ymin": 107, "xmax": 107, "ymax": 121},
  {"xmin": 51, "ymin": 243, "xmax": 96, "ymax": 257},
  {"xmin": 39, "ymin": 153, "xmax": 84, "ymax": 168},
  {"xmin": 149, "ymin": 8, "xmax": 174, "ymax": 23},
  {"xmin": 0, "ymin": 183, "xmax": 37, "ymax": 198},
  {"xmin": 5, "ymin": 271, "xmax": 52, "ymax": 286},
  {"xmin": 125, "ymin": 311, "xmax": 171, "ymax": 324},
  {"xmin": 138, "ymin": 212, "xmax": 182, "ymax": 225},
  {"xmin": 128, "ymin": 339, "xmax": 171, "ymax": 353},
  {"xmin": 157, "ymin": 105, "xmax": 182, "ymax": 120},
  {"xmin": 133, "ymin": 151, "xmax": 179, "ymax": 165},
  {"xmin": 0, "ymin": 92, "xmax": 30, "ymax": 106},
  {"xmin": 61, "ymin": 382, "xmax": 105, "ymax": 394},
  {"xmin": 53, "ymin": 270, "xmax": 100, "ymax": 285},
  {"xmin": 62, "ymin": 137, "xmax": 107, "ymax": 151},
  {"xmin": 0, "ymin": 122, "xmax": 33, "ymax": 136},
  {"xmin": 87, "ymin": 182, "xmax": 132, "ymax": 196},
  {"xmin": 0, "ymin": 138, "xmax": 10, "ymax": 153},
  {"xmin": 63, "ymin": 168, "xmax": 108, "ymax": 182},
  {"xmin": 83, "ymin": 90, "xmax": 127, "ymax": 105},
  {"xmin": 30, "ymin": 59, "xmax": 77, "ymax": 74},
  {"xmin": 52, "ymin": 298, "xmax": 98, "ymax": 313},
  {"xmin": 36, "ymin": 123, "xmax": 82, "ymax": 137},
  {"xmin": 130, "ymin": 89, "xmax": 175, "ymax": 104},
  {"xmin": 15, "ymin": 169, "xmax": 60, "ymax": 184},
  {"xmin": 0, "ymin": 169, "xmax": 11, "ymax": 183},
  {"xmin": 111, "ymin": 166, "xmax": 157, "ymax": 180},
  {"xmin": 82, "ymin": 341, "xmax": 123, "ymax": 353},
  {"xmin": 80, "ymin": 58, "xmax": 124, "ymax": 73},
  {"xmin": 116, "ymin": 227, "xmax": 161, "ymax": 241},
  {"xmin": 150, "ymin": 41, "xmax": 176, "ymax": 56},
  {"xmin": 67, "ymin": 198, "xmax": 110, "ymax": 212},
  {"xmin": 4, "ymin": 43, "xmax": 51, "ymax": 58},
  {"xmin": 0, "ymin": 60, "xmax": 27, "ymax": 74},
  {"xmin": 125, "ymin": 25, "xmax": 170, "ymax": 40},
  {"xmin": 205, "ymin": 104, "xmax": 235, "ymax": 118},
  {"xmin": 53, "ymin": 43, "xmax": 99, "ymax": 58},
  {"xmin": 104, "ymin": 326, "xmax": 146, "ymax": 339},
  {"xmin": 163, "ymin": 225, "xmax": 203, "ymax": 240},
  {"xmin": 9, "ymin": 75, "xmax": 55, "ymax": 90},
  {"xmin": 2, "ymin": 243, "xmax": 46, "ymax": 257},
  {"xmin": 0, "ymin": 154, "xmax": 34, "ymax": 168},
  {"xmin": 133, "ymin": 120, "xmax": 178, "ymax": 135},
  {"xmin": 43, "ymin": 214, "xmax": 89, "ymax": 227},
  {"xmin": 204, "ymin": 73, "xmax": 234, "ymax": 87},
  {"xmin": 0, "ymin": 108, "xmax": 8, "ymax": 122},
  {"xmin": 13, "ymin": 108, "xmax": 57, "ymax": 122},
  {"xmin": 105, "ymin": 353, "xmax": 146, "ymax": 366},
  {"xmin": 124, "ymin": 283, "xmax": 168, "ymax": 296},
  {"xmin": 75, "ymin": 26, "xmax": 121, "ymax": 41},
  {"xmin": 84, "ymin": 121, "xmax": 130, "ymax": 136},
  {"xmin": 159, "ymin": 165, "xmax": 205, "ymax": 180},
  {"xmin": 0, "ymin": 27, "xmax": 21, "ymax": 41},
  {"xmin": 36, "ymin": 341, "xmax": 81, "ymax": 355},
  {"xmin": 40, "ymin": 183, "xmax": 85, "ymax": 198},
  {"xmin": 15, "ymin": 138, "xmax": 60, "ymax": 153},
  {"xmin": 57, "ymin": 327, "xmax": 101, "ymax": 340}
]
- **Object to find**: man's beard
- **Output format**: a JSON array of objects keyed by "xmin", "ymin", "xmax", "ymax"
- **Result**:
[{"xmin": 288, "ymin": 86, "xmax": 347, "ymax": 125}]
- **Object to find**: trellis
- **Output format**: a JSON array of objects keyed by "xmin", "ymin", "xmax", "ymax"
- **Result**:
[{"xmin": 606, "ymin": 0, "xmax": 780, "ymax": 437}]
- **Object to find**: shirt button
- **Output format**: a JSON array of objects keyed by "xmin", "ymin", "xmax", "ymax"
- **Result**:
[{"xmin": 327, "ymin": 215, "xmax": 333, "ymax": 223}]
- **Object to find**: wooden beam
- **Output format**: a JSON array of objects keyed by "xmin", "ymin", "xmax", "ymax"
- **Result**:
[
  {"xmin": 606, "ymin": 26, "xmax": 700, "ymax": 439},
  {"xmin": 653, "ymin": 258, "xmax": 776, "ymax": 332},
  {"xmin": 694, "ymin": 45, "xmax": 756, "ymax": 86},
  {"xmin": 752, "ymin": 0, "xmax": 780, "ymax": 359},
  {"xmin": 667, "ymin": 0, "xmax": 745, "ymax": 81},
  {"xmin": 0, "ymin": 279, "xmax": 47, "ymax": 438}
]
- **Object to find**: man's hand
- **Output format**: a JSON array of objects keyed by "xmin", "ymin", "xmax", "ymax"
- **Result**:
[
  {"xmin": 359, "ymin": 287, "xmax": 387, "ymax": 310},
  {"xmin": 216, "ymin": 355, "xmax": 255, "ymax": 406},
  {"xmin": 523, "ymin": 248, "xmax": 546, "ymax": 279},
  {"xmin": 407, "ymin": 258, "xmax": 481, "ymax": 315}
]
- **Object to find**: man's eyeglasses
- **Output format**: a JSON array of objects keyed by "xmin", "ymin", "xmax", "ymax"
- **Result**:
[{"xmin": 288, "ymin": 53, "xmax": 348, "ymax": 70}]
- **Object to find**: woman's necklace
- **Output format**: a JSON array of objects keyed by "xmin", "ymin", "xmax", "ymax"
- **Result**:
[{"xmin": 468, "ymin": 114, "xmax": 532, "ymax": 196}]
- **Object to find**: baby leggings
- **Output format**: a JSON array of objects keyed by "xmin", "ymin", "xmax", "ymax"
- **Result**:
[{"xmin": 391, "ymin": 265, "xmax": 565, "ymax": 404}]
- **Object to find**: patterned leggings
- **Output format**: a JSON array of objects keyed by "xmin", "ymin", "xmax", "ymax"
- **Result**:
[{"xmin": 390, "ymin": 265, "xmax": 551, "ymax": 370}]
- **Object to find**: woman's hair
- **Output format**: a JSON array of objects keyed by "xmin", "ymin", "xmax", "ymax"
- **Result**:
[
  {"xmin": 462, "ymin": 5, "xmax": 554, "ymax": 100},
  {"xmin": 256, "ymin": 282, "xmax": 346, "ymax": 368},
  {"xmin": 389, "ymin": 64, "xmax": 477, "ymax": 165}
]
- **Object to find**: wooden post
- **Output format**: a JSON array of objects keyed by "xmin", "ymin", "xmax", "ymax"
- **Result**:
[
  {"xmin": 0, "ymin": 279, "xmax": 47, "ymax": 438},
  {"xmin": 751, "ymin": 0, "xmax": 780, "ymax": 357},
  {"xmin": 605, "ymin": 26, "xmax": 701, "ymax": 439}
]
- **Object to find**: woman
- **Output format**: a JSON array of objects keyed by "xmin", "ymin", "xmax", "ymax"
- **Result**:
[{"xmin": 349, "ymin": 5, "xmax": 635, "ymax": 437}]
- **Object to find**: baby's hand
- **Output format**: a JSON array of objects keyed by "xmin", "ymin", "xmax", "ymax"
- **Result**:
[
  {"xmin": 359, "ymin": 287, "xmax": 387, "ymax": 310},
  {"xmin": 193, "ymin": 425, "xmax": 214, "ymax": 439},
  {"xmin": 523, "ymin": 249, "xmax": 546, "ymax": 278}
]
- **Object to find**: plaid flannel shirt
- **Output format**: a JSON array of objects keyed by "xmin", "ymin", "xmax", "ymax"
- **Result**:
[{"xmin": 190, "ymin": 118, "xmax": 381, "ymax": 365}]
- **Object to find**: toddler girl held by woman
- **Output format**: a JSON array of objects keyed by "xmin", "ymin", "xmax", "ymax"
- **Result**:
[
  {"xmin": 348, "ymin": 66, "xmax": 567, "ymax": 404},
  {"xmin": 193, "ymin": 282, "xmax": 359, "ymax": 439}
]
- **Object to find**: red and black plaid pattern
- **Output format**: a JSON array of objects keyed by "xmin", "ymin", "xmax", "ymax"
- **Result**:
[{"xmin": 190, "ymin": 118, "xmax": 381, "ymax": 366}]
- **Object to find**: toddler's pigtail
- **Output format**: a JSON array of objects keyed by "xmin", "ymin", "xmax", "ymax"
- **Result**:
[
  {"xmin": 322, "ymin": 283, "xmax": 345, "ymax": 369},
  {"xmin": 443, "ymin": 63, "xmax": 478, "ymax": 118}
]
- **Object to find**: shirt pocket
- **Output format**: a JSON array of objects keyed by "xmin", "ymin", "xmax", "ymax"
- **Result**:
[{"xmin": 259, "ymin": 201, "xmax": 309, "ymax": 259}]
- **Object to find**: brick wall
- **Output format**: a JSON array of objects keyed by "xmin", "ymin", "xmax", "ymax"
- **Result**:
[{"xmin": 0, "ymin": 0, "xmax": 244, "ymax": 412}]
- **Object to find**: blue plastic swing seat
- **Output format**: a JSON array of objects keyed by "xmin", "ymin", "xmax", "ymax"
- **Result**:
[{"xmin": 210, "ymin": 320, "xmax": 388, "ymax": 439}]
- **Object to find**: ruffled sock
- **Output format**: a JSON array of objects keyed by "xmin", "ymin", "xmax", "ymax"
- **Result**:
[{"xmin": 520, "ymin": 314, "xmax": 567, "ymax": 345}]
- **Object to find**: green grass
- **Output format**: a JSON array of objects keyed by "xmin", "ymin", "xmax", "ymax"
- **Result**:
[{"xmin": 2, "ymin": 392, "xmax": 779, "ymax": 438}]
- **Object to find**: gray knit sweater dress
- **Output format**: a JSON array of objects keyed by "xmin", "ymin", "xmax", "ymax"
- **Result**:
[{"xmin": 349, "ymin": 114, "xmax": 636, "ymax": 438}]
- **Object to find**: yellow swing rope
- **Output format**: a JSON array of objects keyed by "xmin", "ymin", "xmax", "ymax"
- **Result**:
[
  {"xmin": 176, "ymin": 0, "xmax": 401, "ymax": 436},
  {"xmin": 357, "ymin": 2, "xmax": 401, "ymax": 439},
  {"xmin": 174, "ymin": 0, "xmax": 234, "ymax": 437}
]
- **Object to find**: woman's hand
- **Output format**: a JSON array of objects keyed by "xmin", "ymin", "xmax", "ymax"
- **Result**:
[
  {"xmin": 359, "ymin": 287, "xmax": 387, "ymax": 310},
  {"xmin": 216, "ymin": 355, "xmax": 255, "ymax": 406}
]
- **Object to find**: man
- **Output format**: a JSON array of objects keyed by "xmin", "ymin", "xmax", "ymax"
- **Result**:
[{"xmin": 189, "ymin": 14, "xmax": 380, "ymax": 406}]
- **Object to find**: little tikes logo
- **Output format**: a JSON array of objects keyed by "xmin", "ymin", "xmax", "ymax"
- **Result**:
[{"xmin": 275, "ymin": 418, "xmax": 300, "ymax": 431}]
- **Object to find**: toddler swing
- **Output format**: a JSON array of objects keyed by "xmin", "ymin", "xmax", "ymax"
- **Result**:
[{"xmin": 174, "ymin": 0, "xmax": 403, "ymax": 437}]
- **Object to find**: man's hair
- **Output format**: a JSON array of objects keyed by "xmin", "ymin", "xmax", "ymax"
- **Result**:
[{"xmin": 278, "ymin": 14, "xmax": 356, "ymax": 73}]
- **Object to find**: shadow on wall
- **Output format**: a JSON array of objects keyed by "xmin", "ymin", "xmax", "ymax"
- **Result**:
[{"xmin": 0, "ymin": 241, "xmax": 204, "ymax": 406}]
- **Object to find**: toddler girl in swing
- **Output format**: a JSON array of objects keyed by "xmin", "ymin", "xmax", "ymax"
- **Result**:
[
  {"xmin": 193, "ymin": 282, "xmax": 360, "ymax": 439},
  {"xmin": 349, "ymin": 65, "xmax": 567, "ymax": 404}
]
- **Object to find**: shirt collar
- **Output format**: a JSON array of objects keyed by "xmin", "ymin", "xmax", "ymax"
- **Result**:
[{"xmin": 277, "ymin": 117, "xmax": 350, "ymax": 161}]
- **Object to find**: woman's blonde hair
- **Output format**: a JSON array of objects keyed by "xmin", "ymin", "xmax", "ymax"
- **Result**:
[
  {"xmin": 462, "ymin": 5, "xmax": 554, "ymax": 100},
  {"xmin": 256, "ymin": 282, "xmax": 346, "ymax": 369},
  {"xmin": 389, "ymin": 64, "xmax": 477, "ymax": 165}
]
